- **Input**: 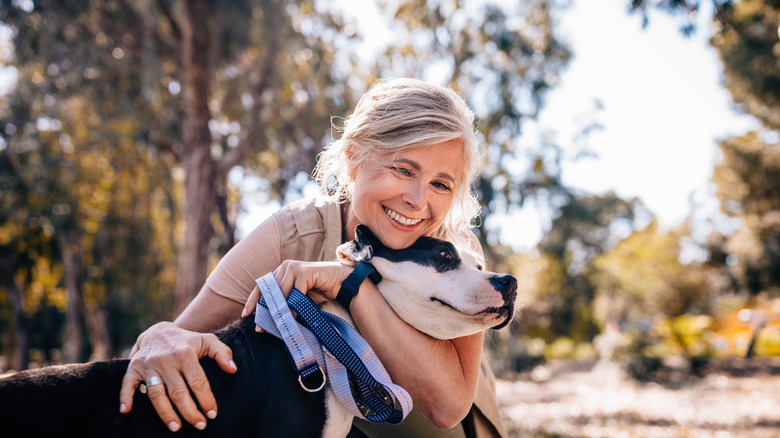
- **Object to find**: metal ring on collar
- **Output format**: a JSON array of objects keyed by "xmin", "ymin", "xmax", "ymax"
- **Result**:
[{"xmin": 298, "ymin": 367, "xmax": 326, "ymax": 393}]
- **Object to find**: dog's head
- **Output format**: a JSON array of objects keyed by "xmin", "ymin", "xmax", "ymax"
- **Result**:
[{"xmin": 337, "ymin": 225, "xmax": 517, "ymax": 340}]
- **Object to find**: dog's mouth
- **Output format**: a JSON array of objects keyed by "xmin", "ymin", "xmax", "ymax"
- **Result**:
[
  {"xmin": 489, "ymin": 305, "xmax": 514, "ymax": 329},
  {"xmin": 430, "ymin": 297, "xmax": 514, "ymax": 329},
  {"xmin": 431, "ymin": 297, "xmax": 461, "ymax": 313}
]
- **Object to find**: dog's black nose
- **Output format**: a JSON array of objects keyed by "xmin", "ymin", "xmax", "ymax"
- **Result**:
[{"xmin": 490, "ymin": 274, "xmax": 517, "ymax": 300}]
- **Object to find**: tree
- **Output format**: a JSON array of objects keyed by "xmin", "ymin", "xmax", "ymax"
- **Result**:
[
  {"xmin": 714, "ymin": 131, "xmax": 780, "ymax": 294},
  {"xmin": 626, "ymin": 0, "xmax": 780, "ymax": 298},
  {"xmin": 627, "ymin": 0, "xmax": 735, "ymax": 36},
  {"xmin": 0, "ymin": 0, "xmax": 355, "ymax": 345},
  {"xmin": 1, "ymin": 0, "xmax": 577, "ymax": 363},
  {"xmin": 590, "ymin": 220, "xmax": 718, "ymax": 324},
  {"xmin": 501, "ymin": 191, "xmax": 647, "ymax": 342},
  {"xmin": 537, "ymin": 191, "xmax": 646, "ymax": 340}
]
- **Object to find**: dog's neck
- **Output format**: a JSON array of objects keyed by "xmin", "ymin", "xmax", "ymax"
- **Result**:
[{"xmin": 320, "ymin": 300, "xmax": 355, "ymax": 330}]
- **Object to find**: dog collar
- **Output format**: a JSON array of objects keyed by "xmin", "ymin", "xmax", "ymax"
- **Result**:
[{"xmin": 337, "ymin": 262, "xmax": 382, "ymax": 309}]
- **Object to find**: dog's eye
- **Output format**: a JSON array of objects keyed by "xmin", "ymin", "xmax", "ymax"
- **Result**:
[{"xmin": 438, "ymin": 249, "xmax": 452, "ymax": 259}]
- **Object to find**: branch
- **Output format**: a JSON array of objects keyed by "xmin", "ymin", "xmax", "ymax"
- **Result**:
[
  {"xmin": 154, "ymin": 0, "xmax": 181, "ymax": 42},
  {"xmin": 217, "ymin": 0, "xmax": 280, "ymax": 179}
]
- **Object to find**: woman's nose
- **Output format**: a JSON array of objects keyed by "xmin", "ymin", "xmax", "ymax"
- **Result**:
[{"xmin": 402, "ymin": 181, "xmax": 426, "ymax": 210}]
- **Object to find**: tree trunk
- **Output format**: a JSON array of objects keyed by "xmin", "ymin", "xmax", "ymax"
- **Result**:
[
  {"xmin": 9, "ymin": 286, "xmax": 29, "ymax": 370},
  {"xmin": 173, "ymin": 0, "xmax": 216, "ymax": 317},
  {"xmin": 83, "ymin": 304, "xmax": 111, "ymax": 360},
  {"xmin": 0, "ymin": 254, "xmax": 29, "ymax": 370},
  {"xmin": 60, "ymin": 230, "xmax": 86, "ymax": 363}
]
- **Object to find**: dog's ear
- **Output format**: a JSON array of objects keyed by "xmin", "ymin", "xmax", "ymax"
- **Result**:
[{"xmin": 336, "ymin": 225, "xmax": 376, "ymax": 264}]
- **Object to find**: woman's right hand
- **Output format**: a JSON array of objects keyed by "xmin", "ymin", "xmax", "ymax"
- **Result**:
[
  {"xmin": 241, "ymin": 260, "xmax": 352, "ymax": 324},
  {"xmin": 118, "ymin": 321, "xmax": 237, "ymax": 432}
]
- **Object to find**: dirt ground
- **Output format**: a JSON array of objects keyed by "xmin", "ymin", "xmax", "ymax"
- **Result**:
[{"xmin": 495, "ymin": 358, "xmax": 780, "ymax": 438}]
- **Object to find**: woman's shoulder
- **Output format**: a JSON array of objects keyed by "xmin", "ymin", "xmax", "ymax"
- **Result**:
[
  {"xmin": 274, "ymin": 196, "xmax": 341, "ymax": 230},
  {"xmin": 274, "ymin": 196, "xmax": 343, "ymax": 262}
]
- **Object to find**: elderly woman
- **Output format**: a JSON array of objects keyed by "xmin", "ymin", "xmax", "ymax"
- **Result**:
[{"xmin": 119, "ymin": 78, "xmax": 508, "ymax": 438}]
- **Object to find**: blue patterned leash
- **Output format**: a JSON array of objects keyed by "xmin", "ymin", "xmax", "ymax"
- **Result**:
[{"xmin": 254, "ymin": 272, "xmax": 412, "ymax": 423}]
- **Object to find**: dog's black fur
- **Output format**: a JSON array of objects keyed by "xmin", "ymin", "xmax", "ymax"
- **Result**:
[{"xmin": 0, "ymin": 316, "xmax": 327, "ymax": 437}]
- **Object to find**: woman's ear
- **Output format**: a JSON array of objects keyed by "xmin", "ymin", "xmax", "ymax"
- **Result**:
[{"xmin": 342, "ymin": 143, "xmax": 358, "ymax": 181}]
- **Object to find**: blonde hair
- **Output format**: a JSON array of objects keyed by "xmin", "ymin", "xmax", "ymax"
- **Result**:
[{"xmin": 313, "ymin": 78, "xmax": 482, "ymax": 249}]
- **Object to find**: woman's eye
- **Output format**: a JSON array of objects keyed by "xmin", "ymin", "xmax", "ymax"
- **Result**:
[
  {"xmin": 432, "ymin": 181, "xmax": 451, "ymax": 191},
  {"xmin": 391, "ymin": 166, "xmax": 412, "ymax": 177},
  {"xmin": 438, "ymin": 249, "xmax": 452, "ymax": 259}
]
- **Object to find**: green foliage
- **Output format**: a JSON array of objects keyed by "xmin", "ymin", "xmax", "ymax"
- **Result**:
[
  {"xmin": 503, "ymin": 192, "xmax": 648, "ymax": 344},
  {"xmin": 710, "ymin": 0, "xmax": 780, "ymax": 130},
  {"xmin": 488, "ymin": 0, "xmax": 780, "ymax": 376},
  {"xmin": 714, "ymin": 130, "xmax": 780, "ymax": 294},
  {"xmin": 590, "ymin": 220, "xmax": 720, "ymax": 324}
]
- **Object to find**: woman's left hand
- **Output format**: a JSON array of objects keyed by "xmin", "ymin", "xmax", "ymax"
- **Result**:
[{"xmin": 241, "ymin": 260, "xmax": 352, "ymax": 321}]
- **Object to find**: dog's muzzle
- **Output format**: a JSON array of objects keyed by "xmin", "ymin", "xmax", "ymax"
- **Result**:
[{"xmin": 489, "ymin": 274, "xmax": 518, "ymax": 330}]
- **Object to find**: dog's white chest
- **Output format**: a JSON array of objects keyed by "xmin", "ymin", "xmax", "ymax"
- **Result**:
[{"xmin": 321, "ymin": 389, "xmax": 354, "ymax": 438}]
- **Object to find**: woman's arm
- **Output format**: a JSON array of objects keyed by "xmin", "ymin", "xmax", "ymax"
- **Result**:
[
  {"xmin": 350, "ymin": 230, "xmax": 487, "ymax": 428},
  {"xmin": 253, "ymin": 256, "xmax": 483, "ymax": 429},
  {"xmin": 350, "ymin": 280, "xmax": 483, "ymax": 429}
]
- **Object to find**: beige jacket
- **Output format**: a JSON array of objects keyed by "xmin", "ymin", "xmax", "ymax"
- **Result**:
[{"xmin": 211, "ymin": 197, "xmax": 508, "ymax": 438}]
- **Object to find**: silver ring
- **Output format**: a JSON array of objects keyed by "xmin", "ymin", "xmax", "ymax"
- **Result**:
[{"xmin": 147, "ymin": 376, "xmax": 163, "ymax": 387}]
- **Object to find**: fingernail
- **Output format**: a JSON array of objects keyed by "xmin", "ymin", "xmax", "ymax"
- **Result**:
[
  {"xmin": 119, "ymin": 403, "xmax": 126, "ymax": 413},
  {"xmin": 168, "ymin": 422, "xmax": 180, "ymax": 432},
  {"xmin": 229, "ymin": 360, "xmax": 237, "ymax": 371},
  {"xmin": 255, "ymin": 325, "xmax": 262, "ymax": 332},
  {"xmin": 241, "ymin": 307, "xmax": 247, "ymax": 318},
  {"xmin": 207, "ymin": 410, "xmax": 217, "ymax": 419},
  {"xmin": 195, "ymin": 421, "xmax": 206, "ymax": 430}
]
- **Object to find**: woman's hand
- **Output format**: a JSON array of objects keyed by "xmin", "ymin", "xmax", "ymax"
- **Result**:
[
  {"xmin": 118, "ymin": 321, "xmax": 237, "ymax": 432},
  {"xmin": 241, "ymin": 260, "xmax": 352, "ymax": 322}
]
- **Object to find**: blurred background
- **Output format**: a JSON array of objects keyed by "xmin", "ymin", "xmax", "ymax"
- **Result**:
[{"xmin": 1, "ymin": 0, "xmax": 779, "ymax": 436}]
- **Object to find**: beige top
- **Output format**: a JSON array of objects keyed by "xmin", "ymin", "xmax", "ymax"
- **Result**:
[{"xmin": 206, "ymin": 197, "xmax": 508, "ymax": 438}]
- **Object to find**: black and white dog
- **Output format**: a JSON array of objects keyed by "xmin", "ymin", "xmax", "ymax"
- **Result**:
[{"xmin": 0, "ymin": 225, "xmax": 517, "ymax": 438}]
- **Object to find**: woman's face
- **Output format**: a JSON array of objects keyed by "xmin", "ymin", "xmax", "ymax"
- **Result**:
[{"xmin": 350, "ymin": 139, "xmax": 464, "ymax": 250}]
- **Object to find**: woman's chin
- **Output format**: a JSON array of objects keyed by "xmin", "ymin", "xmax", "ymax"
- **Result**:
[{"xmin": 375, "ymin": 231, "xmax": 419, "ymax": 251}]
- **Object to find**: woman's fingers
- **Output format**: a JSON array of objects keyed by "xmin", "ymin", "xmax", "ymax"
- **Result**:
[
  {"xmin": 242, "ymin": 286, "xmax": 266, "ymax": 333},
  {"xmin": 118, "ymin": 363, "xmax": 143, "ymax": 414},
  {"xmin": 119, "ymin": 323, "xmax": 237, "ymax": 431},
  {"xmin": 241, "ymin": 285, "xmax": 261, "ymax": 318},
  {"xmin": 272, "ymin": 260, "xmax": 352, "ymax": 303},
  {"xmin": 165, "ymin": 333, "xmax": 236, "ymax": 428},
  {"xmin": 170, "ymin": 361, "xmax": 217, "ymax": 430},
  {"xmin": 243, "ymin": 286, "xmax": 267, "ymax": 333},
  {"xmin": 146, "ymin": 371, "xmax": 196, "ymax": 432},
  {"xmin": 204, "ymin": 333, "xmax": 238, "ymax": 374}
]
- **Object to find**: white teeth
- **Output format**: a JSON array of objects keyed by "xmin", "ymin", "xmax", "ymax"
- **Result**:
[{"xmin": 384, "ymin": 208, "xmax": 422, "ymax": 226}]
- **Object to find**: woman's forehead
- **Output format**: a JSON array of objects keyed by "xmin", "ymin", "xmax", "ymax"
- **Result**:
[{"xmin": 388, "ymin": 140, "xmax": 465, "ymax": 173}]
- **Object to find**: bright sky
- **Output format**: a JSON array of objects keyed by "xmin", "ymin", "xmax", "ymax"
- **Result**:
[{"xmin": 485, "ymin": 0, "xmax": 758, "ymax": 250}]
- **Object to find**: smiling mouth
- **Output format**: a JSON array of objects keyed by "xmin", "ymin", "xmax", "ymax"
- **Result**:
[{"xmin": 384, "ymin": 207, "xmax": 422, "ymax": 226}]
